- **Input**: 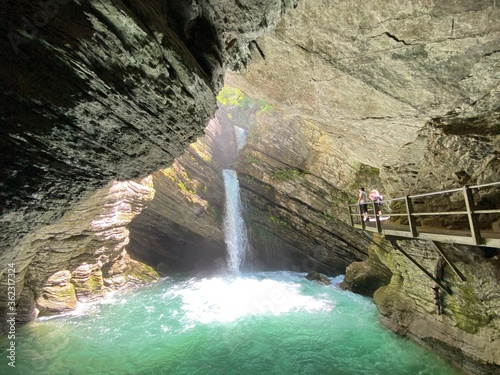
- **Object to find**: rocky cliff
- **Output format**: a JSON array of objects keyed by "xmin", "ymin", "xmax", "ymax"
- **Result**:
[
  {"xmin": 235, "ymin": 105, "xmax": 372, "ymax": 273},
  {"xmin": 371, "ymin": 237, "xmax": 499, "ymax": 375},
  {"xmin": 0, "ymin": 0, "xmax": 297, "ymax": 328},
  {"xmin": 227, "ymin": 0, "xmax": 500, "ymax": 197},
  {"xmin": 1, "ymin": 0, "xmax": 499, "ymax": 373},
  {"xmin": 126, "ymin": 118, "xmax": 232, "ymax": 275},
  {"xmin": 339, "ymin": 234, "xmax": 499, "ymax": 375},
  {"xmin": 13, "ymin": 177, "xmax": 159, "ymax": 323},
  {"xmin": 127, "ymin": 89, "xmax": 372, "ymax": 276},
  {"xmin": 225, "ymin": 0, "xmax": 500, "ymax": 373}
]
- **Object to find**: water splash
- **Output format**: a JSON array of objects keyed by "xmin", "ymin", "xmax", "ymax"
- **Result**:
[
  {"xmin": 170, "ymin": 275, "xmax": 333, "ymax": 324},
  {"xmin": 222, "ymin": 169, "xmax": 249, "ymax": 273}
]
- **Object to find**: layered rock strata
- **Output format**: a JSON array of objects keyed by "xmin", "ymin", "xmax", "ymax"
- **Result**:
[
  {"xmin": 128, "ymin": 92, "xmax": 372, "ymax": 276},
  {"xmin": 10, "ymin": 177, "xmax": 159, "ymax": 325},
  {"xmin": 227, "ymin": 0, "xmax": 500, "ymax": 197},
  {"xmin": 0, "ymin": 0, "xmax": 297, "ymax": 328},
  {"xmin": 365, "ymin": 236, "xmax": 500, "ymax": 375},
  {"xmin": 127, "ymin": 118, "xmax": 234, "ymax": 274},
  {"xmin": 224, "ymin": 0, "xmax": 500, "ymax": 372},
  {"xmin": 236, "ymin": 108, "xmax": 372, "ymax": 273}
]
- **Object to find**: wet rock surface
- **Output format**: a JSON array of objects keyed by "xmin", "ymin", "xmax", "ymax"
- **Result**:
[
  {"xmin": 3, "ymin": 177, "xmax": 160, "ymax": 323},
  {"xmin": 371, "ymin": 239, "xmax": 500, "ymax": 374},
  {"xmin": 305, "ymin": 271, "xmax": 331, "ymax": 285}
]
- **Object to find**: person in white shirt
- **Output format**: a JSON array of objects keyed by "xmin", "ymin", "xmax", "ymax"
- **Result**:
[{"xmin": 357, "ymin": 187, "xmax": 369, "ymax": 222}]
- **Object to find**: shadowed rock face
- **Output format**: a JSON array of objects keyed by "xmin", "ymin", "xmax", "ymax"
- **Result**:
[
  {"xmin": 0, "ymin": 0, "xmax": 298, "ymax": 327},
  {"xmin": 0, "ymin": 0, "xmax": 298, "ymax": 252},
  {"xmin": 126, "ymin": 118, "xmax": 232, "ymax": 274}
]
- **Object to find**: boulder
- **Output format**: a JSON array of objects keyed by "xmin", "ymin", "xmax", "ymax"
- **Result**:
[
  {"xmin": 35, "ymin": 271, "xmax": 77, "ymax": 315},
  {"xmin": 305, "ymin": 271, "xmax": 331, "ymax": 285}
]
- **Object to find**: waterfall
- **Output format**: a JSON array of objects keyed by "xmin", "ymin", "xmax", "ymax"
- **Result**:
[
  {"xmin": 222, "ymin": 169, "xmax": 249, "ymax": 273},
  {"xmin": 234, "ymin": 126, "xmax": 248, "ymax": 151}
]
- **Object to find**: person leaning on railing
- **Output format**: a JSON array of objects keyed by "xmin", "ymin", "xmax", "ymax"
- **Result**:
[{"xmin": 369, "ymin": 189, "xmax": 383, "ymax": 216}]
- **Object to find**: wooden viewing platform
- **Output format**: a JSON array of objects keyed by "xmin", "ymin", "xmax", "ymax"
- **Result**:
[{"xmin": 348, "ymin": 182, "xmax": 500, "ymax": 248}]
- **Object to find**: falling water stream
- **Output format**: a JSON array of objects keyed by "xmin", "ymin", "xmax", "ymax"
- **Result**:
[
  {"xmin": 0, "ymin": 167, "xmax": 461, "ymax": 375},
  {"xmin": 222, "ymin": 169, "xmax": 249, "ymax": 274}
]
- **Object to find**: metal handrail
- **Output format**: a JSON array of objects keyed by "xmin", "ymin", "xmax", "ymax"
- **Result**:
[
  {"xmin": 347, "ymin": 181, "xmax": 500, "ymax": 245},
  {"xmin": 408, "ymin": 188, "xmax": 463, "ymax": 199},
  {"xmin": 470, "ymin": 181, "xmax": 500, "ymax": 189}
]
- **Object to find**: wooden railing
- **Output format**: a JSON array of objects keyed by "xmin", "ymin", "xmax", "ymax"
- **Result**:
[{"xmin": 348, "ymin": 182, "xmax": 500, "ymax": 247}]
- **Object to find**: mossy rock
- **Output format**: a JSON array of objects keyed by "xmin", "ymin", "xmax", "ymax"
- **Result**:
[
  {"xmin": 36, "ymin": 270, "xmax": 78, "ymax": 314},
  {"xmin": 341, "ymin": 240, "xmax": 392, "ymax": 297},
  {"xmin": 123, "ymin": 259, "xmax": 159, "ymax": 283},
  {"xmin": 36, "ymin": 283, "xmax": 77, "ymax": 314},
  {"xmin": 103, "ymin": 250, "xmax": 159, "ymax": 289},
  {"xmin": 72, "ymin": 264, "xmax": 105, "ymax": 300}
]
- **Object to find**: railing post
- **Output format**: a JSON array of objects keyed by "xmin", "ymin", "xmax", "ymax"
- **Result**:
[
  {"xmin": 359, "ymin": 204, "xmax": 365, "ymax": 229},
  {"xmin": 373, "ymin": 201, "xmax": 382, "ymax": 233},
  {"xmin": 463, "ymin": 185, "xmax": 482, "ymax": 245},
  {"xmin": 405, "ymin": 195, "xmax": 418, "ymax": 237},
  {"xmin": 348, "ymin": 205, "xmax": 354, "ymax": 227}
]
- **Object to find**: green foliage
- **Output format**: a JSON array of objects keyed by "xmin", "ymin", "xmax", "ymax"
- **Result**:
[
  {"xmin": 161, "ymin": 164, "xmax": 208, "ymax": 206},
  {"xmin": 269, "ymin": 215, "xmax": 292, "ymax": 228},
  {"xmin": 242, "ymin": 154, "xmax": 262, "ymax": 165},
  {"xmin": 217, "ymin": 85, "xmax": 273, "ymax": 131},
  {"xmin": 189, "ymin": 141, "xmax": 212, "ymax": 163},
  {"xmin": 177, "ymin": 181, "xmax": 194, "ymax": 195},
  {"xmin": 447, "ymin": 278, "xmax": 491, "ymax": 334},
  {"xmin": 257, "ymin": 103, "xmax": 275, "ymax": 114},
  {"xmin": 348, "ymin": 161, "xmax": 382, "ymax": 202},
  {"xmin": 271, "ymin": 168, "xmax": 303, "ymax": 181},
  {"xmin": 317, "ymin": 211, "xmax": 334, "ymax": 221},
  {"xmin": 242, "ymin": 175, "xmax": 255, "ymax": 184},
  {"xmin": 217, "ymin": 86, "xmax": 244, "ymax": 106}
]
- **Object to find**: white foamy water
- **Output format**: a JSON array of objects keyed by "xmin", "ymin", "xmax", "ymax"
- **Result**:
[{"xmin": 166, "ymin": 275, "xmax": 334, "ymax": 324}]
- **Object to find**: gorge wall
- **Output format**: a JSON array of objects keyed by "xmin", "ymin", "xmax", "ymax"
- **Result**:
[
  {"xmin": 1, "ymin": 0, "xmax": 499, "ymax": 374},
  {"xmin": 126, "ymin": 94, "xmax": 371, "ymax": 276},
  {"xmin": 371, "ymin": 237, "xmax": 500, "ymax": 375},
  {"xmin": 224, "ymin": 0, "xmax": 500, "ymax": 373},
  {"xmin": 0, "ymin": 0, "xmax": 298, "ymax": 327}
]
